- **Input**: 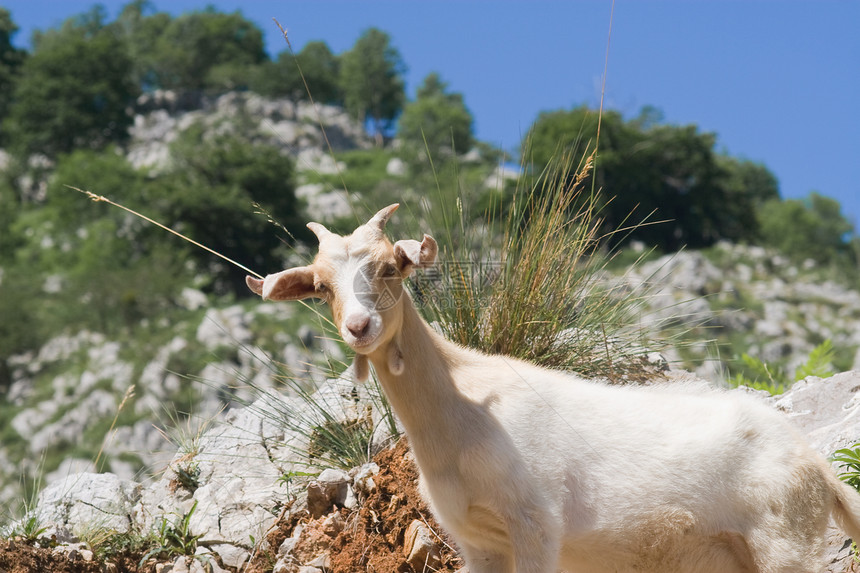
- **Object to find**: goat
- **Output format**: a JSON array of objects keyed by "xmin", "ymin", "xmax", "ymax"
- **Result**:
[{"xmin": 247, "ymin": 204, "xmax": 860, "ymax": 573}]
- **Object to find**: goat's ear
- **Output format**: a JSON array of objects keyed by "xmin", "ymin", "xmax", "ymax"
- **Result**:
[
  {"xmin": 246, "ymin": 276, "xmax": 265, "ymax": 296},
  {"xmin": 394, "ymin": 234, "xmax": 438, "ymax": 276},
  {"xmin": 246, "ymin": 267, "xmax": 318, "ymax": 301}
]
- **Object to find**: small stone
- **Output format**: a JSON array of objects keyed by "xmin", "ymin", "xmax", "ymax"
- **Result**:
[
  {"xmin": 404, "ymin": 519, "xmax": 442, "ymax": 571},
  {"xmin": 352, "ymin": 462, "xmax": 380, "ymax": 498},
  {"xmin": 207, "ymin": 544, "xmax": 248, "ymax": 570},
  {"xmin": 278, "ymin": 523, "xmax": 303, "ymax": 557},
  {"xmin": 321, "ymin": 512, "xmax": 344, "ymax": 537},
  {"xmin": 386, "ymin": 157, "xmax": 406, "ymax": 176},
  {"xmin": 306, "ymin": 551, "xmax": 330, "ymax": 569},
  {"xmin": 171, "ymin": 556, "xmax": 190, "ymax": 573},
  {"xmin": 307, "ymin": 469, "xmax": 349, "ymax": 518}
]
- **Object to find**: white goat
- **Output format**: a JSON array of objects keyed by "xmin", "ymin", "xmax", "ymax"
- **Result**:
[{"xmin": 247, "ymin": 204, "xmax": 860, "ymax": 573}]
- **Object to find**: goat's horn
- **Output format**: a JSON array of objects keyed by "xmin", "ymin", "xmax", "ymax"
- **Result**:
[
  {"xmin": 307, "ymin": 222, "xmax": 333, "ymax": 242},
  {"xmin": 368, "ymin": 204, "xmax": 400, "ymax": 231}
]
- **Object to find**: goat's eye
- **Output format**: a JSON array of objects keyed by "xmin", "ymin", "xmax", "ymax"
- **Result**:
[
  {"xmin": 381, "ymin": 264, "xmax": 397, "ymax": 278},
  {"xmin": 316, "ymin": 282, "xmax": 330, "ymax": 294}
]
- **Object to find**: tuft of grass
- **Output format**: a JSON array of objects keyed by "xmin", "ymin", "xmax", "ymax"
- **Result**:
[
  {"xmin": 154, "ymin": 405, "xmax": 222, "ymax": 493},
  {"xmin": 411, "ymin": 145, "xmax": 666, "ymax": 381},
  {"xmin": 7, "ymin": 514, "xmax": 51, "ymax": 545},
  {"xmin": 832, "ymin": 444, "xmax": 860, "ymax": 561},
  {"xmin": 87, "ymin": 528, "xmax": 155, "ymax": 565},
  {"xmin": 1, "ymin": 455, "xmax": 51, "ymax": 546},
  {"xmin": 832, "ymin": 444, "xmax": 860, "ymax": 492},
  {"xmin": 138, "ymin": 500, "xmax": 211, "ymax": 569},
  {"xmin": 794, "ymin": 338, "xmax": 836, "ymax": 380},
  {"xmin": 218, "ymin": 335, "xmax": 399, "ymax": 473},
  {"xmin": 247, "ymin": 364, "xmax": 394, "ymax": 472}
]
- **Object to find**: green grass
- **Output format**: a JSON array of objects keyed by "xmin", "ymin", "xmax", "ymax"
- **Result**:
[
  {"xmin": 235, "ymin": 350, "xmax": 393, "ymax": 471},
  {"xmin": 404, "ymin": 146, "xmax": 671, "ymax": 381},
  {"xmin": 138, "ymin": 500, "xmax": 210, "ymax": 569},
  {"xmin": 727, "ymin": 339, "xmax": 836, "ymax": 395}
]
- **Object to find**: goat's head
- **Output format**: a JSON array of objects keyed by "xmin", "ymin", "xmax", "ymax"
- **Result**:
[{"xmin": 246, "ymin": 204, "xmax": 437, "ymax": 378}]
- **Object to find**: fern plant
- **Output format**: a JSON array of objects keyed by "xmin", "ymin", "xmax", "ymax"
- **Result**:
[
  {"xmin": 795, "ymin": 339, "xmax": 835, "ymax": 380},
  {"xmin": 831, "ymin": 443, "xmax": 860, "ymax": 561},
  {"xmin": 729, "ymin": 339, "xmax": 836, "ymax": 395},
  {"xmin": 832, "ymin": 444, "xmax": 860, "ymax": 492}
]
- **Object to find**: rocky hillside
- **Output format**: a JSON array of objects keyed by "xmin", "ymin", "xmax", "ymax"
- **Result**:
[
  {"xmin": 1, "ymin": 90, "xmax": 373, "ymax": 509},
  {"xmin": 6, "ymin": 236, "xmax": 859, "ymax": 512},
  {"xmin": 618, "ymin": 242, "xmax": 860, "ymax": 380}
]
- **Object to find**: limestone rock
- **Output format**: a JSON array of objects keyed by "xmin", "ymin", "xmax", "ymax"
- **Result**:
[
  {"xmin": 36, "ymin": 472, "xmax": 141, "ymax": 535},
  {"xmin": 774, "ymin": 371, "xmax": 860, "ymax": 457},
  {"xmin": 483, "ymin": 164, "xmax": 520, "ymax": 190}
]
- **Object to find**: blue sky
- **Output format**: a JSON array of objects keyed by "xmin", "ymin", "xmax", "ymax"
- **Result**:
[{"xmin": 6, "ymin": 1, "xmax": 860, "ymax": 226}]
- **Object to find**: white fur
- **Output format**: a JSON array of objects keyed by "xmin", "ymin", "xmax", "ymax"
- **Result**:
[{"xmin": 248, "ymin": 204, "xmax": 860, "ymax": 573}]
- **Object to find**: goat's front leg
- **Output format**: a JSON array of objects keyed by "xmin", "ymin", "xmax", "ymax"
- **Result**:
[
  {"xmin": 509, "ymin": 515, "xmax": 561, "ymax": 573},
  {"xmin": 460, "ymin": 512, "xmax": 560, "ymax": 573},
  {"xmin": 462, "ymin": 535, "xmax": 559, "ymax": 573},
  {"xmin": 460, "ymin": 543, "xmax": 514, "ymax": 573}
]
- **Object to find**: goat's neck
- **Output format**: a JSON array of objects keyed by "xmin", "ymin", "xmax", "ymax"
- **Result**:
[{"xmin": 366, "ymin": 299, "xmax": 471, "ymax": 463}]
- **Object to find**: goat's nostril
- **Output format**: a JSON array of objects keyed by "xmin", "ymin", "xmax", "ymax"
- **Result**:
[{"xmin": 346, "ymin": 315, "xmax": 370, "ymax": 338}]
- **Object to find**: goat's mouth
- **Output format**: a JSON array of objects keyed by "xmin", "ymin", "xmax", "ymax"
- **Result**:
[
  {"xmin": 346, "ymin": 335, "xmax": 382, "ymax": 353},
  {"xmin": 341, "ymin": 327, "xmax": 384, "ymax": 354}
]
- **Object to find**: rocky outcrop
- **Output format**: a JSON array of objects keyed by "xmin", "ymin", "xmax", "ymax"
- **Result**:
[
  {"xmin": 23, "ymin": 369, "xmax": 395, "ymax": 570},
  {"xmin": 619, "ymin": 243, "xmax": 860, "ymax": 380},
  {"xmin": 769, "ymin": 372, "xmax": 860, "ymax": 571},
  {"xmin": 0, "ymin": 302, "xmax": 339, "ymax": 510},
  {"xmin": 36, "ymin": 472, "xmax": 141, "ymax": 538},
  {"xmin": 128, "ymin": 91, "xmax": 370, "ymax": 174}
]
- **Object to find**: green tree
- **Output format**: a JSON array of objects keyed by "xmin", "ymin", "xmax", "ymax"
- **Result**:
[
  {"xmin": 718, "ymin": 157, "xmax": 780, "ymax": 242},
  {"xmin": 8, "ymin": 150, "xmax": 192, "ymax": 334},
  {"xmin": 4, "ymin": 12, "xmax": 137, "ymax": 158},
  {"xmin": 399, "ymin": 72, "xmax": 474, "ymax": 156},
  {"xmin": 158, "ymin": 126, "xmax": 305, "ymax": 294},
  {"xmin": 296, "ymin": 41, "xmax": 342, "ymax": 103},
  {"xmin": 147, "ymin": 7, "xmax": 266, "ymax": 91},
  {"xmin": 339, "ymin": 28, "xmax": 405, "ymax": 145},
  {"xmin": 524, "ymin": 106, "xmax": 779, "ymax": 251},
  {"xmin": 0, "ymin": 8, "xmax": 25, "ymax": 134},
  {"xmin": 114, "ymin": 0, "xmax": 170, "ymax": 90},
  {"xmin": 758, "ymin": 192, "xmax": 855, "ymax": 265},
  {"xmin": 253, "ymin": 41, "xmax": 341, "ymax": 103}
]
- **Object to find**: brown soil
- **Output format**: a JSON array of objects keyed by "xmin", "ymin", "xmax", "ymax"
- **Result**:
[
  {"xmin": 247, "ymin": 438, "xmax": 464, "ymax": 573},
  {"xmin": 0, "ymin": 539, "xmax": 103, "ymax": 573},
  {"xmin": 0, "ymin": 538, "xmax": 148, "ymax": 573}
]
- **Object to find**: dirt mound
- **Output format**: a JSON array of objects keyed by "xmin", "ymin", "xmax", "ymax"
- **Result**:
[{"xmin": 248, "ymin": 439, "xmax": 464, "ymax": 572}]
